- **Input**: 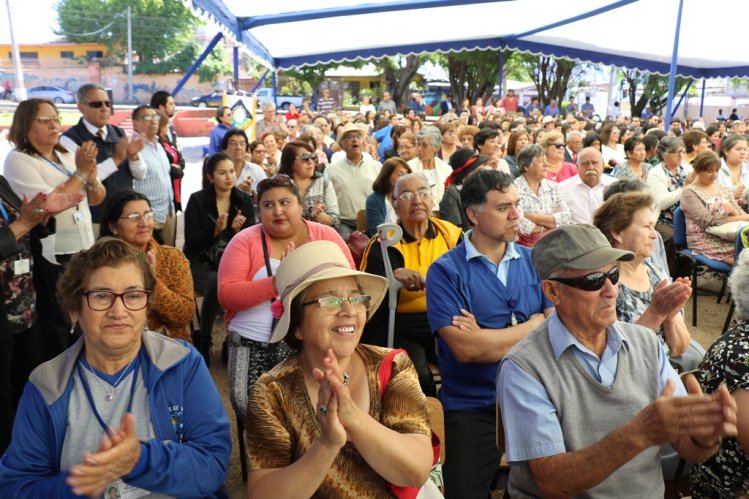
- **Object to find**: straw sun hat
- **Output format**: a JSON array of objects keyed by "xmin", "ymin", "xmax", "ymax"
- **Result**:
[{"xmin": 270, "ymin": 241, "xmax": 388, "ymax": 343}]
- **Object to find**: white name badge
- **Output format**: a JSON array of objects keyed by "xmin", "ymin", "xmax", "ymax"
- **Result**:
[
  {"xmin": 13, "ymin": 258, "xmax": 30, "ymax": 275},
  {"xmin": 104, "ymin": 479, "xmax": 151, "ymax": 499}
]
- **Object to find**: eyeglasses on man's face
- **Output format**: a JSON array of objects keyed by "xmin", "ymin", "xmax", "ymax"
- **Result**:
[
  {"xmin": 82, "ymin": 289, "xmax": 152, "ymax": 311},
  {"xmin": 84, "ymin": 100, "xmax": 112, "ymax": 109}
]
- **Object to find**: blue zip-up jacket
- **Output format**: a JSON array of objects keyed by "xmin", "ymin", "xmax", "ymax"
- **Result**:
[{"xmin": 0, "ymin": 331, "xmax": 231, "ymax": 498}]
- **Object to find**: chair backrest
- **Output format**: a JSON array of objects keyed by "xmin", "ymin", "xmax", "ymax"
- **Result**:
[
  {"xmin": 426, "ymin": 396, "xmax": 446, "ymax": 463},
  {"xmin": 673, "ymin": 207, "xmax": 687, "ymax": 248},
  {"xmin": 376, "ymin": 223, "xmax": 404, "ymax": 348}
]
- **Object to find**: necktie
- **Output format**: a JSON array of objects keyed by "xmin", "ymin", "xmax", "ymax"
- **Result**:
[{"xmin": 96, "ymin": 129, "xmax": 104, "ymax": 139}]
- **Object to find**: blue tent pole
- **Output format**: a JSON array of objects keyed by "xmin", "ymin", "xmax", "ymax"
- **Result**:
[
  {"xmin": 670, "ymin": 79, "xmax": 692, "ymax": 119},
  {"xmin": 699, "ymin": 79, "xmax": 706, "ymax": 118},
  {"xmin": 172, "ymin": 32, "xmax": 224, "ymax": 96},
  {"xmin": 664, "ymin": 0, "xmax": 685, "ymax": 133},
  {"xmin": 498, "ymin": 50, "xmax": 505, "ymax": 101},
  {"xmin": 233, "ymin": 47, "xmax": 239, "ymax": 86},
  {"xmin": 272, "ymin": 72, "xmax": 278, "ymax": 107},
  {"xmin": 249, "ymin": 69, "xmax": 270, "ymax": 94}
]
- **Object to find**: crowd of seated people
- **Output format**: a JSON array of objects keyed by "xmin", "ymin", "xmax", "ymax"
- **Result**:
[{"xmin": 1, "ymin": 86, "xmax": 749, "ymax": 498}]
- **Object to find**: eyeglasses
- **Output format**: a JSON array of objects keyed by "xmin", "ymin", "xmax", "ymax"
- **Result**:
[
  {"xmin": 82, "ymin": 289, "xmax": 152, "ymax": 311},
  {"xmin": 398, "ymin": 190, "xmax": 432, "ymax": 202},
  {"xmin": 137, "ymin": 114, "xmax": 158, "ymax": 122},
  {"xmin": 119, "ymin": 211, "xmax": 155, "ymax": 222},
  {"xmin": 302, "ymin": 295, "xmax": 371, "ymax": 313},
  {"xmin": 84, "ymin": 100, "xmax": 112, "ymax": 109},
  {"xmin": 341, "ymin": 134, "xmax": 364, "ymax": 142},
  {"xmin": 551, "ymin": 143, "xmax": 565, "ymax": 149},
  {"xmin": 35, "ymin": 116, "xmax": 62, "ymax": 126},
  {"xmin": 295, "ymin": 152, "xmax": 316, "ymax": 162},
  {"xmin": 548, "ymin": 266, "xmax": 620, "ymax": 291}
]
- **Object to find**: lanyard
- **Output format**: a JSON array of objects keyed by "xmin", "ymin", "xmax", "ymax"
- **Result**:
[
  {"xmin": 0, "ymin": 201, "xmax": 8, "ymax": 222},
  {"xmin": 76, "ymin": 354, "xmax": 140, "ymax": 434},
  {"xmin": 40, "ymin": 153, "xmax": 72, "ymax": 178}
]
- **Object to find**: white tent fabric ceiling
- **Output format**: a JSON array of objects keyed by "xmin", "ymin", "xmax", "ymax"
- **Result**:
[{"xmin": 188, "ymin": 0, "xmax": 749, "ymax": 78}]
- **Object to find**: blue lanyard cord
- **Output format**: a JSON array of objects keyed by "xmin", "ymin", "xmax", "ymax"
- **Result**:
[
  {"xmin": 40, "ymin": 153, "xmax": 72, "ymax": 178},
  {"xmin": 76, "ymin": 355, "xmax": 140, "ymax": 434},
  {"xmin": 0, "ymin": 201, "xmax": 9, "ymax": 221}
]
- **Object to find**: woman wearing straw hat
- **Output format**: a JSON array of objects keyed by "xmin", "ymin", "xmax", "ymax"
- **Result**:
[{"xmin": 246, "ymin": 240, "xmax": 434, "ymax": 498}]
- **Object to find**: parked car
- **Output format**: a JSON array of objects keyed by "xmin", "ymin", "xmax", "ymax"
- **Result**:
[
  {"xmin": 191, "ymin": 89, "xmax": 248, "ymax": 108},
  {"xmin": 254, "ymin": 88, "xmax": 305, "ymax": 110},
  {"xmin": 27, "ymin": 85, "xmax": 76, "ymax": 103}
]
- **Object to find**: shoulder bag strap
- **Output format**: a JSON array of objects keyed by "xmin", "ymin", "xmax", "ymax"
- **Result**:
[
  {"xmin": 260, "ymin": 227, "xmax": 275, "ymax": 304},
  {"xmin": 378, "ymin": 348, "xmax": 407, "ymax": 398}
]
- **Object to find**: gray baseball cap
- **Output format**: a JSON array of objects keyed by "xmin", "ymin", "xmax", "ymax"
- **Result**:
[{"xmin": 532, "ymin": 224, "xmax": 634, "ymax": 280}]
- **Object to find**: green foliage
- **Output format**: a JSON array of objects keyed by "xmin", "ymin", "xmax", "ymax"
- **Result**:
[
  {"xmin": 374, "ymin": 55, "xmax": 426, "ymax": 107},
  {"xmin": 519, "ymin": 54, "xmax": 588, "ymax": 107},
  {"xmin": 623, "ymin": 70, "xmax": 689, "ymax": 117},
  {"xmin": 134, "ymin": 42, "xmax": 231, "ymax": 83},
  {"xmin": 56, "ymin": 0, "xmax": 197, "ymax": 66}
]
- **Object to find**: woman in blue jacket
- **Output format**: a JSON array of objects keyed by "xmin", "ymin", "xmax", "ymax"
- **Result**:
[
  {"xmin": 0, "ymin": 237, "xmax": 231, "ymax": 498},
  {"xmin": 365, "ymin": 157, "xmax": 411, "ymax": 236}
]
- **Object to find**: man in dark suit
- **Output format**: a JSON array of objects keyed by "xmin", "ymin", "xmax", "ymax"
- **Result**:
[
  {"xmin": 440, "ymin": 94, "xmax": 455, "ymax": 115},
  {"xmin": 60, "ymin": 83, "xmax": 144, "ymax": 236},
  {"xmin": 564, "ymin": 131, "xmax": 584, "ymax": 164}
]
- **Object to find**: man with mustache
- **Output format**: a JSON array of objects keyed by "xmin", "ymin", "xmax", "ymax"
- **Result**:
[{"xmin": 558, "ymin": 147, "xmax": 616, "ymax": 224}]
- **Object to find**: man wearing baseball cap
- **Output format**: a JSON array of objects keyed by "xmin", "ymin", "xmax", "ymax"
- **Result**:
[{"xmin": 497, "ymin": 224, "xmax": 737, "ymax": 497}]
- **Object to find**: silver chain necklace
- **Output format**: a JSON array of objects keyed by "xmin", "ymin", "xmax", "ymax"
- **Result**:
[{"xmin": 83, "ymin": 356, "xmax": 136, "ymax": 401}]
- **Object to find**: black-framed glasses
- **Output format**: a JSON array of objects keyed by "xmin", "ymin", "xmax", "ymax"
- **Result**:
[
  {"xmin": 295, "ymin": 152, "xmax": 316, "ymax": 161},
  {"xmin": 551, "ymin": 143, "xmax": 565, "ymax": 149},
  {"xmin": 398, "ymin": 190, "xmax": 431, "ymax": 202},
  {"xmin": 302, "ymin": 295, "xmax": 371, "ymax": 313},
  {"xmin": 119, "ymin": 211, "xmax": 154, "ymax": 223},
  {"xmin": 548, "ymin": 266, "xmax": 620, "ymax": 291},
  {"xmin": 84, "ymin": 100, "xmax": 112, "ymax": 109},
  {"xmin": 82, "ymin": 290, "xmax": 152, "ymax": 311}
]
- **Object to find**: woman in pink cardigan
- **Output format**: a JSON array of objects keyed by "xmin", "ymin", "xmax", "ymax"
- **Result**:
[{"xmin": 218, "ymin": 174, "xmax": 354, "ymax": 423}]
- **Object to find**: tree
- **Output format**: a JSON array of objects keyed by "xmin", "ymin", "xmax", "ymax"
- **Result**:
[
  {"xmin": 57, "ymin": 0, "xmax": 197, "ymax": 67},
  {"xmin": 440, "ymin": 50, "xmax": 525, "ymax": 106},
  {"xmin": 375, "ymin": 55, "xmax": 425, "ymax": 109},
  {"xmin": 519, "ymin": 54, "xmax": 587, "ymax": 107},
  {"xmin": 623, "ymin": 70, "xmax": 689, "ymax": 118}
]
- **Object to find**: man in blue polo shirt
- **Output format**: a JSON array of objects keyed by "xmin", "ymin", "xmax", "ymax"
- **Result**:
[{"xmin": 426, "ymin": 169, "xmax": 553, "ymax": 499}]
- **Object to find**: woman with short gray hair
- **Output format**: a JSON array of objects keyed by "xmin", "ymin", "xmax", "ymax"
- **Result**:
[
  {"xmin": 645, "ymin": 136, "xmax": 696, "ymax": 272},
  {"xmin": 689, "ymin": 249, "xmax": 749, "ymax": 496},
  {"xmin": 514, "ymin": 144, "xmax": 570, "ymax": 247},
  {"xmin": 407, "ymin": 125, "xmax": 452, "ymax": 208}
]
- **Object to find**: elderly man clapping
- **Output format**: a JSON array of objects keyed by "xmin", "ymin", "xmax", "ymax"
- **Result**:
[{"xmin": 497, "ymin": 224, "xmax": 737, "ymax": 498}]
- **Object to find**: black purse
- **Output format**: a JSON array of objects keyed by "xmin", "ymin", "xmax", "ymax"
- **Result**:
[{"xmin": 205, "ymin": 232, "xmax": 232, "ymax": 270}]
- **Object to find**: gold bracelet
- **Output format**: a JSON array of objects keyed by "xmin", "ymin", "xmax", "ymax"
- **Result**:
[
  {"xmin": 72, "ymin": 170, "xmax": 88, "ymax": 186},
  {"xmin": 86, "ymin": 178, "xmax": 101, "ymax": 192}
]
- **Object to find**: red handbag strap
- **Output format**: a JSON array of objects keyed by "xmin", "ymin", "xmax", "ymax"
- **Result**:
[{"xmin": 378, "ymin": 348, "xmax": 407, "ymax": 398}]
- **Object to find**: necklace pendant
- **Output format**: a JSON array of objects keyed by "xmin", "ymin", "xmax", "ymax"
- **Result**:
[{"xmin": 105, "ymin": 393, "xmax": 113, "ymax": 401}]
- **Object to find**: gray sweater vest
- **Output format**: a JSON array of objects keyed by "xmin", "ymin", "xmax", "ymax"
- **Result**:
[{"xmin": 504, "ymin": 320, "xmax": 664, "ymax": 498}]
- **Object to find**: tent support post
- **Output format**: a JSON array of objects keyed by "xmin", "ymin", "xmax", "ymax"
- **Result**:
[
  {"xmin": 498, "ymin": 50, "xmax": 505, "ymax": 102},
  {"xmin": 272, "ymin": 72, "xmax": 278, "ymax": 107},
  {"xmin": 233, "ymin": 47, "xmax": 239, "ymax": 87},
  {"xmin": 670, "ymin": 79, "xmax": 692, "ymax": 119},
  {"xmin": 250, "ymin": 69, "xmax": 270, "ymax": 94},
  {"xmin": 699, "ymin": 79, "xmax": 706, "ymax": 118},
  {"xmin": 664, "ymin": 0, "xmax": 685, "ymax": 133},
  {"xmin": 172, "ymin": 32, "xmax": 224, "ymax": 96}
]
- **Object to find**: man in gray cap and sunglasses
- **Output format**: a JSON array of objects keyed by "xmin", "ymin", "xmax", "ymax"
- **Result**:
[{"xmin": 497, "ymin": 224, "xmax": 737, "ymax": 498}]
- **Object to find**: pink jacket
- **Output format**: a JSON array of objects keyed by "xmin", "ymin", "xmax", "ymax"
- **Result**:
[{"xmin": 217, "ymin": 220, "xmax": 355, "ymax": 327}]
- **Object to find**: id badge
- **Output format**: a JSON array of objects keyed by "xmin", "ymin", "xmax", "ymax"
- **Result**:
[
  {"xmin": 13, "ymin": 258, "xmax": 30, "ymax": 275},
  {"xmin": 73, "ymin": 211, "xmax": 84, "ymax": 224},
  {"xmin": 104, "ymin": 479, "xmax": 150, "ymax": 499}
]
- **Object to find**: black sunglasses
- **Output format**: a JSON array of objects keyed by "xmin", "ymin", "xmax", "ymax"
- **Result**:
[
  {"xmin": 548, "ymin": 266, "xmax": 620, "ymax": 291},
  {"xmin": 84, "ymin": 100, "xmax": 112, "ymax": 109}
]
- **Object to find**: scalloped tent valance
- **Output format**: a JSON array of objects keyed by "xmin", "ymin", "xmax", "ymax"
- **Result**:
[{"xmin": 187, "ymin": 0, "xmax": 749, "ymax": 78}]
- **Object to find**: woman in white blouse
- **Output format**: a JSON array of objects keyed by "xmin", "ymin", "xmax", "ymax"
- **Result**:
[{"xmin": 4, "ymin": 99, "xmax": 104, "ymax": 263}]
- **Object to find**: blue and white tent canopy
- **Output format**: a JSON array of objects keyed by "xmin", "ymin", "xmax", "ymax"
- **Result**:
[{"xmin": 187, "ymin": 0, "xmax": 749, "ymax": 78}]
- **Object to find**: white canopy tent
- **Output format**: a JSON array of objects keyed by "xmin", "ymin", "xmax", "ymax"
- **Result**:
[
  {"xmin": 184, "ymin": 0, "xmax": 749, "ymax": 120},
  {"xmin": 187, "ymin": 0, "xmax": 748, "ymax": 77}
]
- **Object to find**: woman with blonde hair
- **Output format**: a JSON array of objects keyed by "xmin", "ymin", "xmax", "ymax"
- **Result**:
[{"xmin": 539, "ymin": 131, "xmax": 577, "ymax": 182}]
